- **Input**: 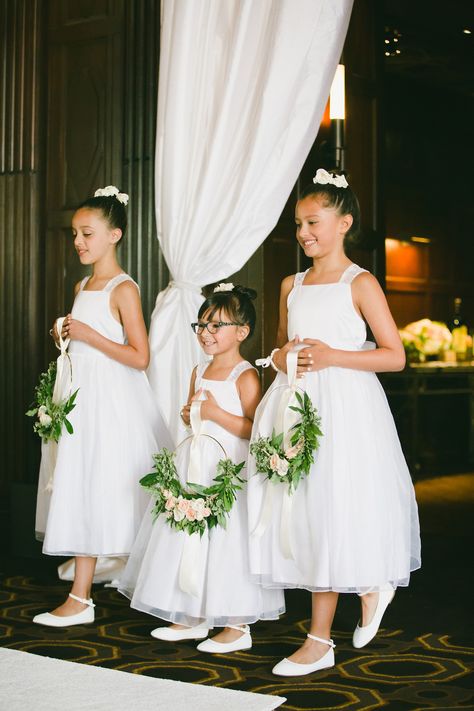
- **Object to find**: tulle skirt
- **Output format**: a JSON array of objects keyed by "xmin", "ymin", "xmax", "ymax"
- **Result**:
[
  {"xmin": 247, "ymin": 367, "xmax": 421, "ymax": 594},
  {"xmin": 119, "ymin": 437, "xmax": 285, "ymax": 627},
  {"xmin": 36, "ymin": 352, "xmax": 172, "ymax": 557}
]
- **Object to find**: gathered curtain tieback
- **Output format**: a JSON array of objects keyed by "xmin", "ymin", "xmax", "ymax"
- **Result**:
[{"xmin": 168, "ymin": 280, "xmax": 203, "ymax": 294}]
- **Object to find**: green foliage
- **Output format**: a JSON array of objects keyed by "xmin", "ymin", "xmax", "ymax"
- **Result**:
[
  {"xmin": 26, "ymin": 360, "xmax": 79, "ymax": 443},
  {"xmin": 250, "ymin": 389, "xmax": 322, "ymax": 494},
  {"xmin": 140, "ymin": 449, "xmax": 245, "ymax": 536}
]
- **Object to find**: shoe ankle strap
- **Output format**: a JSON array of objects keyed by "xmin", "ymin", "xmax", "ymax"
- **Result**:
[
  {"xmin": 307, "ymin": 633, "xmax": 335, "ymax": 648},
  {"xmin": 69, "ymin": 593, "xmax": 95, "ymax": 608},
  {"xmin": 228, "ymin": 624, "xmax": 250, "ymax": 633}
]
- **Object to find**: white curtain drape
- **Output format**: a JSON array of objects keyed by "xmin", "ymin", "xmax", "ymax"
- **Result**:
[{"xmin": 149, "ymin": 0, "xmax": 353, "ymax": 443}]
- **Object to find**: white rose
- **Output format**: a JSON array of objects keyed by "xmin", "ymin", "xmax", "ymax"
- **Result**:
[
  {"xmin": 116, "ymin": 192, "xmax": 129, "ymax": 205},
  {"xmin": 94, "ymin": 185, "xmax": 119, "ymax": 198},
  {"xmin": 213, "ymin": 282, "xmax": 234, "ymax": 293},
  {"xmin": 173, "ymin": 508, "xmax": 185, "ymax": 522},
  {"xmin": 38, "ymin": 407, "xmax": 52, "ymax": 427},
  {"xmin": 276, "ymin": 458, "xmax": 289, "ymax": 476},
  {"xmin": 333, "ymin": 174, "xmax": 348, "ymax": 188},
  {"xmin": 313, "ymin": 168, "xmax": 331, "ymax": 185}
]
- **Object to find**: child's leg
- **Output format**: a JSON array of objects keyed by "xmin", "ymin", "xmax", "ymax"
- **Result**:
[
  {"xmin": 206, "ymin": 625, "xmax": 248, "ymax": 643},
  {"xmin": 50, "ymin": 556, "xmax": 97, "ymax": 616},
  {"xmin": 287, "ymin": 591, "xmax": 339, "ymax": 664},
  {"xmin": 359, "ymin": 591, "xmax": 379, "ymax": 626}
]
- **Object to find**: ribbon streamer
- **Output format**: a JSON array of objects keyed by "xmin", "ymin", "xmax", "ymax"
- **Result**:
[
  {"xmin": 45, "ymin": 316, "xmax": 72, "ymax": 493},
  {"xmin": 187, "ymin": 400, "xmax": 205, "ymax": 484},
  {"xmin": 178, "ymin": 531, "xmax": 203, "ymax": 598},
  {"xmin": 252, "ymin": 349, "xmax": 303, "ymax": 561},
  {"xmin": 179, "ymin": 398, "xmax": 206, "ymax": 596},
  {"xmin": 52, "ymin": 317, "xmax": 72, "ymax": 404}
]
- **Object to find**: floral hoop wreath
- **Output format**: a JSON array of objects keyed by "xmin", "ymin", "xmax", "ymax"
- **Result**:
[
  {"xmin": 250, "ymin": 387, "xmax": 322, "ymax": 494},
  {"xmin": 251, "ymin": 348, "xmax": 322, "ymax": 493},
  {"xmin": 26, "ymin": 317, "xmax": 79, "ymax": 442},
  {"xmin": 140, "ymin": 433, "xmax": 245, "ymax": 537}
]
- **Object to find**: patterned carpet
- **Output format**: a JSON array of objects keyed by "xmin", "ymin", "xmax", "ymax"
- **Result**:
[{"xmin": 1, "ymin": 475, "xmax": 473, "ymax": 711}]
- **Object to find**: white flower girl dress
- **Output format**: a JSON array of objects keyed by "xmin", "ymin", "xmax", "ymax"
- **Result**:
[
  {"xmin": 36, "ymin": 274, "xmax": 172, "ymax": 558},
  {"xmin": 248, "ymin": 264, "xmax": 421, "ymax": 593},
  {"xmin": 119, "ymin": 361, "xmax": 285, "ymax": 627}
]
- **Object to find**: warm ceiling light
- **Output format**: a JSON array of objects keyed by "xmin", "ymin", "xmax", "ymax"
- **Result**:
[
  {"xmin": 463, "ymin": 28, "xmax": 471, "ymax": 34},
  {"xmin": 329, "ymin": 64, "xmax": 345, "ymax": 120},
  {"xmin": 411, "ymin": 236, "xmax": 431, "ymax": 244}
]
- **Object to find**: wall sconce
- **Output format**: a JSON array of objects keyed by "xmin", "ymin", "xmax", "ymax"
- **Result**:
[{"xmin": 330, "ymin": 64, "xmax": 345, "ymax": 171}]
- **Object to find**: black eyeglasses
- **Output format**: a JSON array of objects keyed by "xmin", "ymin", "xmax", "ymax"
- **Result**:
[{"xmin": 191, "ymin": 321, "xmax": 241, "ymax": 334}]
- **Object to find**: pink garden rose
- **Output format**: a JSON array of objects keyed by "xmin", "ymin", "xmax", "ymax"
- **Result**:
[
  {"xmin": 185, "ymin": 508, "xmax": 196, "ymax": 521},
  {"xmin": 177, "ymin": 497, "xmax": 190, "ymax": 514},
  {"xmin": 165, "ymin": 496, "xmax": 177, "ymax": 511},
  {"xmin": 269, "ymin": 453, "xmax": 280, "ymax": 472}
]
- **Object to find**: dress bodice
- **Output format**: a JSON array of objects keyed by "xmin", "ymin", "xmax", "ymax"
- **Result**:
[
  {"xmin": 69, "ymin": 274, "xmax": 138, "ymax": 356},
  {"xmin": 287, "ymin": 263, "xmax": 368, "ymax": 351}
]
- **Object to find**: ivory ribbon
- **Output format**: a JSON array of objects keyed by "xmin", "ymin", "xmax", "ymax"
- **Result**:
[
  {"xmin": 187, "ymin": 400, "xmax": 205, "ymax": 484},
  {"xmin": 45, "ymin": 317, "xmax": 71, "ymax": 493},
  {"xmin": 178, "ymin": 531, "xmax": 203, "ymax": 598},
  {"xmin": 52, "ymin": 316, "xmax": 71, "ymax": 404},
  {"xmin": 252, "ymin": 349, "xmax": 302, "ymax": 561},
  {"xmin": 179, "ymin": 399, "xmax": 206, "ymax": 596}
]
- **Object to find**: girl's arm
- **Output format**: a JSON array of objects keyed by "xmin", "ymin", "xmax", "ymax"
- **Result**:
[
  {"xmin": 271, "ymin": 275, "xmax": 299, "ymax": 373},
  {"xmin": 65, "ymin": 281, "xmax": 150, "ymax": 370},
  {"xmin": 51, "ymin": 280, "xmax": 83, "ymax": 346},
  {"xmin": 180, "ymin": 368, "xmax": 198, "ymax": 427},
  {"xmin": 199, "ymin": 368, "xmax": 262, "ymax": 440},
  {"xmin": 298, "ymin": 272, "xmax": 405, "ymax": 373}
]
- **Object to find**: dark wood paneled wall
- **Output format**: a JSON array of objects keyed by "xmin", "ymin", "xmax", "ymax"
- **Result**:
[
  {"xmin": 122, "ymin": 0, "xmax": 169, "ymax": 322},
  {"xmin": 1, "ymin": 0, "xmax": 167, "ymax": 507},
  {"xmin": 1, "ymin": 0, "xmax": 46, "ymax": 497}
]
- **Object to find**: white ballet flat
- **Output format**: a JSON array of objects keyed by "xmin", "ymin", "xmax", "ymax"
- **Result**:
[
  {"xmin": 150, "ymin": 623, "xmax": 210, "ymax": 641},
  {"xmin": 32, "ymin": 593, "xmax": 95, "ymax": 627},
  {"xmin": 196, "ymin": 625, "xmax": 252, "ymax": 654},
  {"xmin": 272, "ymin": 634, "xmax": 335, "ymax": 677},
  {"xmin": 352, "ymin": 587, "xmax": 395, "ymax": 648}
]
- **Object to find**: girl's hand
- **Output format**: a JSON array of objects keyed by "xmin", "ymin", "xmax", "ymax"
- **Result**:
[
  {"xmin": 297, "ymin": 339, "xmax": 333, "ymax": 373},
  {"xmin": 180, "ymin": 404, "xmax": 191, "ymax": 426},
  {"xmin": 180, "ymin": 389, "xmax": 219, "ymax": 426},
  {"xmin": 272, "ymin": 336, "xmax": 301, "ymax": 373},
  {"xmin": 199, "ymin": 390, "xmax": 219, "ymax": 422},
  {"xmin": 50, "ymin": 320, "xmax": 60, "ymax": 347},
  {"xmin": 62, "ymin": 314, "xmax": 94, "ymax": 343}
]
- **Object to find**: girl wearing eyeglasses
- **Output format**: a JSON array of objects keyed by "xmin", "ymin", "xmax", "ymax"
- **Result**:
[{"xmin": 119, "ymin": 284, "xmax": 284, "ymax": 653}]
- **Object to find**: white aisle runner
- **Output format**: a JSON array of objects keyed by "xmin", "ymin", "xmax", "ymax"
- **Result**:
[{"xmin": 0, "ymin": 648, "xmax": 285, "ymax": 711}]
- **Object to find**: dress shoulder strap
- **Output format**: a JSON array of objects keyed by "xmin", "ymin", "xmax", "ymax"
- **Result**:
[
  {"xmin": 227, "ymin": 360, "xmax": 256, "ymax": 382},
  {"xmin": 339, "ymin": 264, "xmax": 368, "ymax": 284},
  {"xmin": 194, "ymin": 361, "xmax": 210, "ymax": 387},
  {"xmin": 293, "ymin": 270, "xmax": 308, "ymax": 288},
  {"xmin": 104, "ymin": 273, "xmax": 139, "ymax": 293},
  {"xmin": 79, "ymin": 276, "xmax": 90, "ymax": 291}
]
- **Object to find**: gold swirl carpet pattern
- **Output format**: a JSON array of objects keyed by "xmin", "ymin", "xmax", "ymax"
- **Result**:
[{"xmin": 1, "ymin": 474, "xmax": 473, "ymax": 710}]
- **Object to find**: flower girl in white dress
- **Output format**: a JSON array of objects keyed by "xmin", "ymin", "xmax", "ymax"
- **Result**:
[
  {"xmin": 119, "ymin": 285, "xmax": 284, "ymax": 653},
  {"xmin": 247, "ymin": 169, "xmax": 421, "ymax": 676},
  {"xmin": 34, "ymin": 186, "xmax": 172, "ymax": 627}
]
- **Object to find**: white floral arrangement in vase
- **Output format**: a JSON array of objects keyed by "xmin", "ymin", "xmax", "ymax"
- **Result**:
[{"xmin": 399, "ymin": 318, "xmax": 452, "ymax": 362}]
